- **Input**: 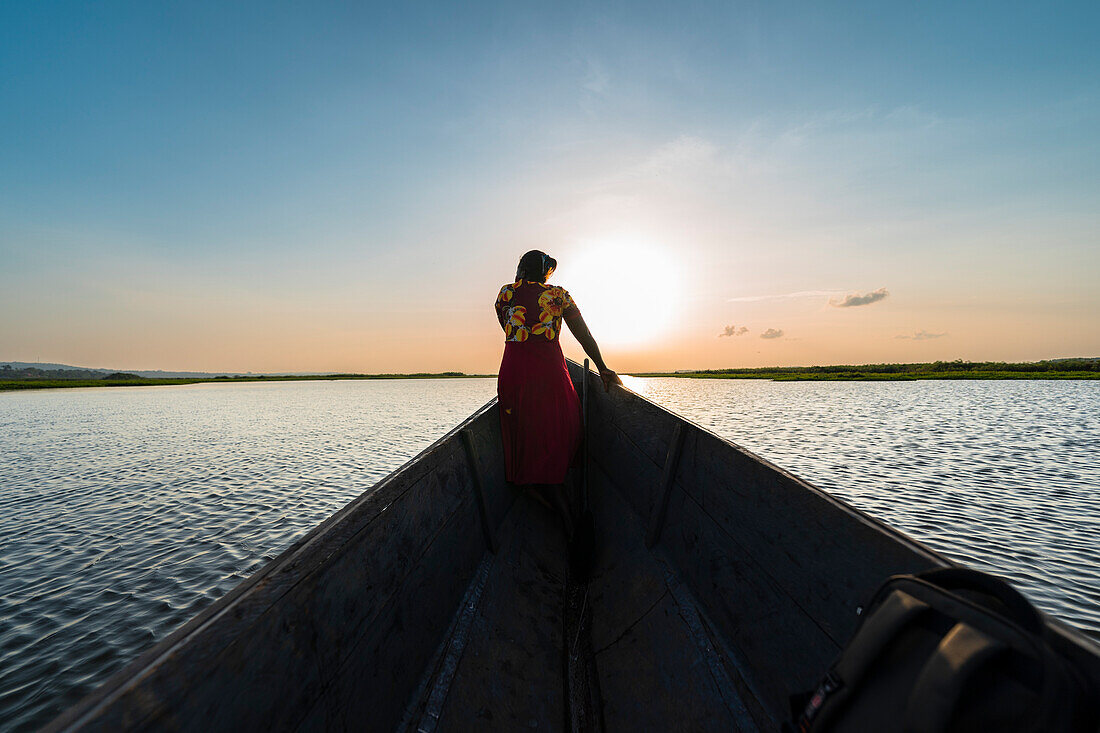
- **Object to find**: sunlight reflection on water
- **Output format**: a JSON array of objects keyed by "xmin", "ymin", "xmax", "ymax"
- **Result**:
[{"xmin": 616, "ymin": 374, "xmax": 649, "ymax": 395}]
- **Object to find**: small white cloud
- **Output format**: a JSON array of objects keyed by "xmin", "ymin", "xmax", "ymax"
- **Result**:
[
  {"xmin": 760, "ymin": 328, "xmax": 784, "ymax": 339},
  {"xmin": 830, "ymin": 287, "xmax": 889, "ymax": 308},
  {"xmin": 896, "ymin": 330, "xmax": 946, "ymax": 341},
  {"xmin": 718, "ymin": 325, "xmax": 749, "ymax": 338}
]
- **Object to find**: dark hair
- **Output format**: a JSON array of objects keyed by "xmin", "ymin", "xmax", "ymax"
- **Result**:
[{"xmin": 516, "ymin": 250, "xmax": 557, "ymax": 282}]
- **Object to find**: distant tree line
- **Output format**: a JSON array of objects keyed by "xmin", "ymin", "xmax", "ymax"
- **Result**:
[
  {"xmin": 1, "ymin": 365, "xmax": 109, "ymax": 380},
  {"xmin": 679, "ymin": 358, "xmax": 1100, "ymax": 376}
]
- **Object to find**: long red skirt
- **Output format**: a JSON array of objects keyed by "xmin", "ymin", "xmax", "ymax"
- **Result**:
[{"xmin": 497, "ymin": 339, "xmax": 582, "ymax": 485}]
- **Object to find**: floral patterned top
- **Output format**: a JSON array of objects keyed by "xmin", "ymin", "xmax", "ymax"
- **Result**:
[{"xmin": 495, "ymin": 281, "xmax": 581, "ymax": 343}]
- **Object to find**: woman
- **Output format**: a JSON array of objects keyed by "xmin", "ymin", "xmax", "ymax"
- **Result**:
[{"xmin": 494, "ymin": 250, "xmax": 621, "ymax": 536}]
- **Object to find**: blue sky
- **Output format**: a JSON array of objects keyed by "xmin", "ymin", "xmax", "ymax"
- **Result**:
[{"xmin": 2, "ymin": 1, "xmax": 1098, "ymax": 372}]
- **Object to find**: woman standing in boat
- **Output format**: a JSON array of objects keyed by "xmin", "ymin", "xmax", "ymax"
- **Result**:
[{"xmin": 495, "ymin": 250, "xmax": 621, "ymax": 534}]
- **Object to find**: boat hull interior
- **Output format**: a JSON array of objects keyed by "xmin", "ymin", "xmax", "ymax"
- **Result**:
[{"xmin": 48, "ymin": 361, "xmax": 1100, "ymax": 732}]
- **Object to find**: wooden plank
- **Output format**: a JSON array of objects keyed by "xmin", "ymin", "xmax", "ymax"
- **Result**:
[
  {"xmin": 584, "ymin": 463, "xmax": 759, "ymax": 732},
  {"xmin": 589, "ymin": 389, "xmax": 940, "ymax": 642},
  {"xmin": 47, "ymin": 405, "xmax": 503, "ymax": 733},
  {"xmin": 395, "ymin": 554, "xmax": 496, "ymax": 733},
  {"xmin": 646, "ymin": 423, "xmax": 686, "ymax": 548},
  {"xmin": 586, "ymin": 417, "xmax": 836, "ymax": 717},
  {"xmin": 180, "ymin": 451, "xmax": 483, "ymax": 732},
  {"xmin": 564, "ymin": 582, "xmax": 602, "ymax": 733},
  {"xmin": 416, "ymin": 556, "xmax": 495, "ymax": 733},
  {"xmin": 296, "ymin": 495, "xmax": 488, "ymax": 732},
  {"xmin": 581, "ymin": 393, "xmax": 940, "ymax": 718},
  {"xmin": 430, "ymin": 495, "xmax": 568, "ymax": 733},
  {"xmin": 584, "ymin": 461, "xmax": 668, "ymax": 652},
  {"xmin": 675, "ymin": 427, "xmax": 938, "ymax": 643},
  {"xmin": 658, "ymin": 481, "xmax": 841, "ymax": 719},
  {"xmin": 461, "ymin": 404, "xmax": 516, "ymax": 536},
  {"xmin": 584, "ymin": 411, "xmax": 654, "ymax": 522},
  {"xmin": 461, "ymin": 429, "xmax": 498, "ymax": 554},
  {"xmin": 597, "ymin": 381, "xmax": 682, "ymax": 469}
]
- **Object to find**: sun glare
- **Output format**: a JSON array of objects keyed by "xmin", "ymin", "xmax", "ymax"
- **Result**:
[{"xmin": 556, "ymin": 238, "xmax": 685, "ymax": 348}]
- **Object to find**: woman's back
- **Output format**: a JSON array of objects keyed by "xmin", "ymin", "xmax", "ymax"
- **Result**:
[{"xmin": 495, "ymin": 280, "xmax": 581, "ymax": 344}]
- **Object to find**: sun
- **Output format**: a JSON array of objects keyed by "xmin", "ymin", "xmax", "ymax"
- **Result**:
[{"xmin": 553, "ymin": 237, "xmax": 685, "ymax": 348}]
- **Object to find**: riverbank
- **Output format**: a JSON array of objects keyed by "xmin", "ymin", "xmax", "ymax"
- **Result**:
[
  {"xmin": 641, "ymin": 370, "xmax": 1098, "ymax": 380},
  {"xmin": 638, "ymin": 359, "xmax": 1099, "ymax": 381},
  {"xmin": 4, "ymin": 360, "xmax": 1098, "ymax": 390},
  {"xmin": 0, "ymin": 373, "xmax": 495, "ymax": 392}
]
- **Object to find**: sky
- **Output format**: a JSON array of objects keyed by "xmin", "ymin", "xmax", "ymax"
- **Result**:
[{"xmin": 2, "ymin": 1, "xmax": 1098, "ymax": 374}]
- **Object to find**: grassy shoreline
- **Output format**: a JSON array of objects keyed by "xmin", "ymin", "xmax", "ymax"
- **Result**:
[
  {"xmin": 636, "ymin": 370, "xmax": 1098, "ymax": 381},
  {"xmin": 0, "ymin": 373, "xmax": 496, "ymax": 392},
  {"xmin": 637, "ymin": 359, "xmax": 1099, "ymax": 381},
  {"xmin": 4, "ymin": 359, "xmax": 1098, "ymax": 391}
]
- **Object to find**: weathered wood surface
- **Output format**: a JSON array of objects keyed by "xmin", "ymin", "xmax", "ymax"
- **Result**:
[
  {"xmin": 46, "ymin": 400, "xmax": 509, "ymax": 733},
  {"xmin": 585, "ymin": 463, "xmax": 764, "ymax": 731},
  {"xmin": 645, "ymin": 422, "xmax": 685, "ymax": 549},
  {"xmin": 566, "ymin": 361, "xmax": 1100, "ymax": 724},
  {"xmin": 413, "ymin": 494, "xmax": 568, "ymax": 732},
  {"xmin": 49, "ymin": 362, "xmax": 1100, "ymax": 732},
  {"xmin": 461, "ymin": 429, "xmax": 499, "ymax": 554}
]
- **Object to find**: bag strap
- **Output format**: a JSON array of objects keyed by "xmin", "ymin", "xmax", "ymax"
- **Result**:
[
  {"xmin": 903, "ymin": 622, "xmax": 1010, "ymax": 733},
  {"xmin": 835, "ymin": 589, "xmax": 930, "ymax": 685},
  {"xmin": 916, "ymin": 567, "xmax": 1042, "ymax": 634},
  {"xmin": 803, "ymin": 589, "xmax": 929, "ymax": 731}
]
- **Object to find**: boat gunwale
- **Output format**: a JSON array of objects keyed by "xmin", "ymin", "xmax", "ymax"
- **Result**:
[
  {"xmin": 46, "ymin": 369, "xmax": 1100, "ymax": 730},
  {"xmin": 45, "ymin": 396, "xmax": 502, "ymax": 732},
  {"xmin": 570, "ymin": 361, "xmax": 1100, "ymax": 658}
]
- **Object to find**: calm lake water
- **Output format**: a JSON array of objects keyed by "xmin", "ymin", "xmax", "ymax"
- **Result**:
[{"xmin": 1, "ymin": 377, "xmax": 1098, "ymax": 729}]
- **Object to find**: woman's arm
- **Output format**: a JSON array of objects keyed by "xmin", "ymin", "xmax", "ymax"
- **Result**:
[{"xmin": 564, "ymin": 313, "xmax": 623, "ymax": 391}]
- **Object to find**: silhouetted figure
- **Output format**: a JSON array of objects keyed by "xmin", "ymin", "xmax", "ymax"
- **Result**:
[{"xmin": 494, "ymin": 250, "xmax": 620, "ymax": 559}]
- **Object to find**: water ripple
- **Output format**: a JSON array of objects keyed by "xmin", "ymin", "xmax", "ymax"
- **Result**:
[
  {"xmin": 0, "ymin": 379, "xmax": 497, "ymax": 730},
  {"xmin": 638, "ymin": 378, "xmax": 1100, "ymax": 641},
  {"xmin": 2, "ymin": 378, "xmax": 1098, "ymax": 728}
]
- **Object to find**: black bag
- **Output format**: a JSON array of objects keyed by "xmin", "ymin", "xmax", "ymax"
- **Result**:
[{"xmin": 791, "ymin": 567, "xmax": 1094, "ymax": 732}]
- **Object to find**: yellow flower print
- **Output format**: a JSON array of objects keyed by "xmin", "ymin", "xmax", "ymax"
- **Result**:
[
  {"xmin": 537, "ymin": 286, "xmax": 571, "ymax": 318},
  {"xmin": 505, "ymin": 305, "xmax": 526, "ymax": 326},
  {"xmin": 498, "ymin": 283, "xmax": 514, "ymax": 303},
  {"xmin": 531, "ymin": 319, "xmax": 557, "ymax": 340},
  {"xmin": 505, "ymin": 305, "xmax": 528, "ymax": 341}
]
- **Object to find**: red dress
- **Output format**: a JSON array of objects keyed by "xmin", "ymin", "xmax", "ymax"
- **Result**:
[{"xmin": 495, "ymin": 280, "xmax": 583, "ymax": 485}]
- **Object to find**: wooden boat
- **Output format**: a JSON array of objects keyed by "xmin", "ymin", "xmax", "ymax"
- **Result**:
[{"xmin": 48, "ymin": 361, "xmax": 1100, "ymax": 731}]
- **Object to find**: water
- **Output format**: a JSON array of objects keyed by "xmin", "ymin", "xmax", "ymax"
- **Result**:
[
  {"xmin": 628, "ymin": 377, "xmax": 1100, "ymax": 636},
  {"xmin": 0, "ymin": 380, "xmax": 498, "ymax": 731},
  {"xmin": 1, "ymin": 377, "xmax": 1098, "ymax": 728}
]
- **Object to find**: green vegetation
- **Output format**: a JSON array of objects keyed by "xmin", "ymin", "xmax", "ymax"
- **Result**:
[
  {"xmin": 5, "ymin": 359, "xmax": 1098, "ymax": 391},
  {"xmin": 0, "ymin": 372, "xmax": 493, "ymax": 392},
  {"xmin": 637, "ymin": 359, "xmax": 1100, "ymax": 381}
]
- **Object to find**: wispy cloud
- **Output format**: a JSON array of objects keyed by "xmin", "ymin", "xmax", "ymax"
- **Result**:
[
  {"xmin": 637, "ymin": 135, "xmax": 718, "ymax": 176},
  {"xmin": 760, "ymin": 328, "xmax": 784, "ymax": 339},
  {"xmin": 718, "ymin": 325, "xmax": 749, "ymax": 338},
  {"xmin": 830, "ymin": 287, "xmax": 889, "ymax": 308},
  {"xmin": 728, "ymin": 290, "xmax": 841, "ymax": 303},
  {"xmin": 896, "ymin": 330, "xmax": 946, "ymax": 341},
  {"xmin": 581, "ymin": 58, "xmax": 609, "ymax": 94}
]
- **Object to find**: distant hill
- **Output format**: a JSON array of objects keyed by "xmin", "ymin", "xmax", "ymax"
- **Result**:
[{"xmin": 1, "ymin": 362, "xmax": 240, "ymax": 379}]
